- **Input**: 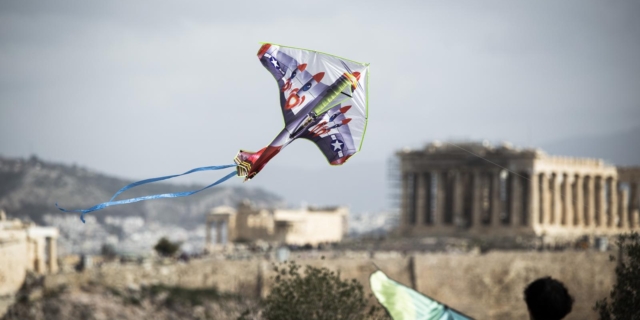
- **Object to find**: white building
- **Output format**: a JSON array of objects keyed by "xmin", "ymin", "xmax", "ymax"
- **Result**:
[{"xmin": 206, "ymin": 200, "xmax": 348, "ymax": 249}]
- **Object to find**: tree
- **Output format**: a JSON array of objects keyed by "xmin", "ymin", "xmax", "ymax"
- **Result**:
[
  {"xmin": 259, "ymin": 260, "xmax": 387, "ymax": 320},
  {"xmin": 153, "ymin": 237, "xmax": 181, "ymax": 257},
  {"xmin": 594, "ymin": 232, "xmax": 640, "ymax": 319},
  {"xmin": 101, "ymin": 243, "xmax": 117, "ymax": 261}
]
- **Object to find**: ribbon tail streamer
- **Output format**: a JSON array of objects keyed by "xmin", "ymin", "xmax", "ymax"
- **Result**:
[
  {"xmin": 108, "ymin": 164, "xmax": 237, "ymax": 201},
  {"xmin": 56, "ymin": 165, "xmax": 237, "ymax": 223}
]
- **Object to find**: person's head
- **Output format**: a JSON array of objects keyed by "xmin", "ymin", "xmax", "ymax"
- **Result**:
[{"xmin": 524, "ymin": 277, "xmax": 573, "ymax": 320}]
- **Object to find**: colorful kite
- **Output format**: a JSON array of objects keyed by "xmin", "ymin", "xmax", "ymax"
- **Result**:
[
  {"xmin": 56, "ymin": 43, "xmax": 370, "ymax": 222},
  {"xmin": 235, "ymin": 43, "xmax": 369, "ymax": 180},
  {"xmin": 370, "ymin": 270, "xmax": 473, "ymax": 320}
]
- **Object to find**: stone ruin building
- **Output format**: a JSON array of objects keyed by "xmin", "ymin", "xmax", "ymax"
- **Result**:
[
  {"xmin": 0, "ymin": 209, "xmax": 59, "ymax": 296},
  {"xmin": 205, "ymin": 200, "xmax": 348, "ymax": 251},
  {"xmin": 396, "ymin": 141, "xmax": 640, "ymax": 242}
]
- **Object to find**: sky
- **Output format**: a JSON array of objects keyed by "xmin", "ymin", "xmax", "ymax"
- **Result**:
[{"xmin": 1, "ymin": 1, "xmax": 639, "ymax": 213}]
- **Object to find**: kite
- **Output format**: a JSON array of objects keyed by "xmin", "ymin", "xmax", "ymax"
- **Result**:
[
  {"xmin": 370, "ymin": 270, "xmax": 473, "ymax": 320},
  {"xmin": 235, "ymin": 43, "xmax": 369, "ymax": 180},
  {"xmin": 56, "ymin": 43, "xmax": 370, "ymax": 223}
]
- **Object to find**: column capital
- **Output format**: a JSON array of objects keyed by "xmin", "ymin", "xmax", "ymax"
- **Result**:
[{"xmin": 565, "ymin": 173, "xmax": 575, "ymax": 183}]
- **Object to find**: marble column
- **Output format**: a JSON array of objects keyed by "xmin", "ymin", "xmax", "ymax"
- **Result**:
[
  {"xmin": 36, "ymin": 239, "xmax": 46, "ymax": 274},
  {"xmin": 453, "ymin": 171, "xmax": 464, "ymax": 227},
  {"xmin": 47, "ymin": 237, "xmax": 58, "ymax": 274},
  {"xmin": 472, "ymin": 170, "xmax": 483, "ymax": 228},
  {"xmin": 630, "ymin": 182, "xmax": 639, "ymax": 228},
  {"xmin": 434, "ymin": 171, "xmax": 446, "ymax": 227},
  {"xmin": 205, "ymin": 221, "xmax": 212, "ymax": 246},
  {"xmin": 491, "ymin": 171, "xmax": 501, "ymax": 227},
  {"xmin": 416, "ymin": 172, "xmax": 427, "ymax": 226},
  {"xmin": 540, "ymin": 173, "xmax": 550, "ymax": 226},
  {"xmin": 574, "ymin": 175, "xmax": 584, "ymax": 227},
  {"xmin": 410, "ymin": 173, "xmax": 418, "ymax": 226},
  {"xmin": 510, "ymin": 173, "xmax": 522, "ymax": 227},
  {"xmin": 596, "ymin": 176, "xmax": 606, "ymax": 228},
  {"xmin": 619, "ymin": 188, "xmax": 629, "ymax": 229},
  {"xmin": 529, "ymin": 172, "xmax": 539, "ymax": 228},
  {"xmin": 630, "ymin": 182, "xmax": 639, "ymax": 209},
  {"xmin": 551, "ymin": 173, "xmax": 561, "ymax": 226},
  {"xmin": 586, "ymin": 176, "xmax": 596, "ymax": 228},
  {"xmin": 608, "ymin": 177, "xmax": 618, "ymax": 228},
  {"xmin": 632, "ymin": 209, "xmax": 640, "ymax": 229},
  {"xmin": 563, "ymin": 173, "xmax": 573, "ymax": 227},
  {"xmin": 216, "ymin": 221, "xmax": 223, "ymax": 245},
  {"xmin": 423, "ymin": 172, "xmax": 433, "ymax": 225}
]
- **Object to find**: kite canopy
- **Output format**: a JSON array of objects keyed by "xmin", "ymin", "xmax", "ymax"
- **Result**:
[
  {"xmin": 370, "ymin": 270, "xmax": 473, "ymax": 320},
  {"xmin": 234, "ymin": 43, "xmax": 370, "ymax": 181},
  {"xmin": 258, "ymin": 43, "xmax": 369, "ymax": 163}
]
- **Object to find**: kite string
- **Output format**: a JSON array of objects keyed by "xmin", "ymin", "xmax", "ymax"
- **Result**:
[{"xmin": 56, "ymin": 164, "xmax": 238, "ymax": 223}]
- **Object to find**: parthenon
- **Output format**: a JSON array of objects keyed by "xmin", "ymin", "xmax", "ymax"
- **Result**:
[{"xmin": 397, "ymin": 141, "xmax": 640, "ymax": 240}]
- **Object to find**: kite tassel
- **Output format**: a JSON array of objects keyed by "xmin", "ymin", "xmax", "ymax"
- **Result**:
[{"xmin": 55, "ymin": 164, "xmax": 238, "ymax": 223}]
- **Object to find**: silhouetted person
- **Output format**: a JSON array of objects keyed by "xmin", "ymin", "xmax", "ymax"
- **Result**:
[{"xmin": 524, "ymin": 277, "xmax": 574, "ymax": 320}]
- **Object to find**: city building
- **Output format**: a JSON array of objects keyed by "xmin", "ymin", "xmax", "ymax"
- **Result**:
[
  {"xmin": 395, "ymin": 141, "xmax": 640, "ymax": 241},
  {"xmin": 0, "ymin": 209, "xmax": 59, "ymax": 296},
  {"xmin": 205, "ymin": 200, "xmax": 348, "ymax": 250}
]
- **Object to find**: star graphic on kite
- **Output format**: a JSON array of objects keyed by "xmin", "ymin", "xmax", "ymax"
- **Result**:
[
  {"xmin": 331, "ymin": 140, "xmax": 343, "ymax": 151},
  {"xmin": 270, "ymin": 57, "xmax": 279, "ymax": 69}
]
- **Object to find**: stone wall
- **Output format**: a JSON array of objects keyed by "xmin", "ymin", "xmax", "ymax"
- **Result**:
[
  {"xmin": 208, "ymin": 204, "xmax": 349, "ymax": 248},
  {"xmin": 0, "ymin": 232, "xmax": 28, "ymax": 296},
  {"xmin": 0, "ymin": 214, "xmax": 59, "ymax": 298},
  {"xmin": 42, "ymin": 251, "xmax": 615, "ymax": 319},
  {"xmin": 414, "ymin": 251, "xmax": 614, "ymax": 320}
]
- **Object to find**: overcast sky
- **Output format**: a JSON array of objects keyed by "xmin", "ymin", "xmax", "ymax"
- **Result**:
[{"xmin": 1, "ymin": 1, "xmax": 639, "ymax": 212}]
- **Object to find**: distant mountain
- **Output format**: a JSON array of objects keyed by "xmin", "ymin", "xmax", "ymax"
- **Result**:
[
  {"xmin": 0, "ymin": 156, "xmax": 284, "ymax": 228},
  {"xmin": 541, "ymin": 125, "xmax": 640, "ymax": 166}
]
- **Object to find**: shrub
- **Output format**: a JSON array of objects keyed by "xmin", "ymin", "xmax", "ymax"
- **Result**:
[
  {"xmin": 594, "ymin": 232, "xmax": 640, "ymax": 319},
  {"xmin": 153, "ymin": 237, "xmax": 181, "ymax": 257},
  {"xmin": 259, "ymin": 260, "xmax": 387, "ymax": 320},
  {"xmin": 101, "ymin": 243, "xmax": 117, "ymax": 260}
]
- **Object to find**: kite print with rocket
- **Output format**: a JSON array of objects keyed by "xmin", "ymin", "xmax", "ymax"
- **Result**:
[{"xmin": 235, "ymin": 43, "xmax": 370, "ymax": 181}]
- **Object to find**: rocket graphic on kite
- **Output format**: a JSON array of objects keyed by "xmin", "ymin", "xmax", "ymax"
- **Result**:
[{"xmin": 234, "ymin": 43, "xmax": 370, "ymax": 181}]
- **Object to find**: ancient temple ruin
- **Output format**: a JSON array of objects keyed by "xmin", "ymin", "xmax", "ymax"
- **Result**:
[
  {"xmin": 0, "ymin": 209, "xmax": 59, "ymax": 296},
  {"xmin": 205, "ymin": 200, "xmax": 348, "ymax": 250},
  {"xmin": 397, "ymin": 141, "xmax": 640, "ymax": 240}
]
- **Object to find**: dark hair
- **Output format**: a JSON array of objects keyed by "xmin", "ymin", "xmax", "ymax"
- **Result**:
[{"xmin": 524, "ymin": 277, "xmax": 574, "ymax": 320}]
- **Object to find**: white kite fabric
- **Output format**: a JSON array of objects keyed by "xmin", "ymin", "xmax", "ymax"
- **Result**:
[{"xmin": 265, "ymin": 43, "xmax": 369, "ymax": 151}]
